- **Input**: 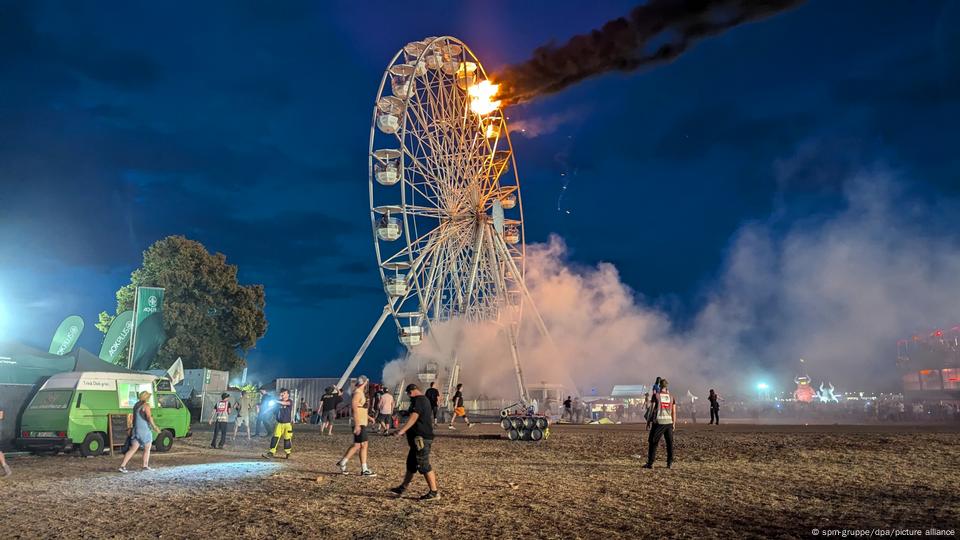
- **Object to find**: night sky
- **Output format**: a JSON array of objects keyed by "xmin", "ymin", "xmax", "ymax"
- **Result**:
[{"xmin": 1, "ymin": 1, "xmax": 958, "ymax": 383}]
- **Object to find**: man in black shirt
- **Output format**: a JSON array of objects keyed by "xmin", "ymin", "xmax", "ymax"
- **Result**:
[
  {"xmin": 319, "ymin": 387, "xmax": 342, "ymax": 436},
  {"xmin": 448, "ymin": 383, "xmax": 472, "ymax": 430},
  {"xmin": 424, "ymin": 382, "xmax": 441, "ymax": 425},
  {"xmin": 391, "ymin": 384, "xmax": 439, "ymax": 501},
  {"xmin": 562, "ymin": 396, "xmax": 573, "ymax": 422},
  {"xmin": 253, "ymin": 387, "xmax": 271, "ymax": 437}
]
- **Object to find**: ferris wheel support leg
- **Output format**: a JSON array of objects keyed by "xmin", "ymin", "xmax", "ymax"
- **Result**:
[
  {"xmin": 506, "ymin": 325, "xmax": 529, "ymax": 404},
  {"xmin": 336, "ymin": 305, "xmax": 392, "ymax": 390},
  {"xmin": 493, "ymin": 231, "xmax": 554, "ymax": 344}
]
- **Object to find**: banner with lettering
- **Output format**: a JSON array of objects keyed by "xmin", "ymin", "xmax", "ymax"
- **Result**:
[
  {"xmin": 49, "ymin": 315, "xmax": 84, "ymax": 356},
  {"xmin": 98, "ymin": 310, "xmax": 134, "ymax": 364},
  {"xmin": 128, "ymin": 287, "xmax": 166, "ymax": 371}
]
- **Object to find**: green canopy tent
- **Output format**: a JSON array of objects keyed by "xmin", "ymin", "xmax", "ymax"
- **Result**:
[{"xmin": 0, "ymin": 341, "xmax": 131, "ymax": 385}]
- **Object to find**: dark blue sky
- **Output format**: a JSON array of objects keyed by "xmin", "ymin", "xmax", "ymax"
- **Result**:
[{"xmin": 1, "ymin": 1, "xmax": 958, "ymax": 382}]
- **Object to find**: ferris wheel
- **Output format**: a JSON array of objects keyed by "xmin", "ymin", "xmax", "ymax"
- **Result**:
[{"xmin": 337, "ymin": 36, "xmax": 548, "ymax": 402}]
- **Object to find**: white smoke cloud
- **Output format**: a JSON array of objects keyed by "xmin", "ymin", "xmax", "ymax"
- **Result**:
[
  {"xmin": 384, "ymin": 167, "xmax": 960, "ymax": 399},
  {"xmin": 509, "ymin": 108, "xmax": 586, "ymax": 138}
]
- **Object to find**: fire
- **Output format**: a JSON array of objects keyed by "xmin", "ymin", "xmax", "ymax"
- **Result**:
[{"xmin": 468, "ymin": 80, "xmax": 501, "ymax": 115}]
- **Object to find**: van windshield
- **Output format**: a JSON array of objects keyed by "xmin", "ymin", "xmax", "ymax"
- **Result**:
[{"xmin": 29, "ymin": 390, "xmax": 74, "ymax": 409}]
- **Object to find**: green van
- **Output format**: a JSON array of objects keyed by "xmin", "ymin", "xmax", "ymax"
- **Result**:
[{"xmin": 17, "ymin": 371, "xmax": 191, "ymax": 456}]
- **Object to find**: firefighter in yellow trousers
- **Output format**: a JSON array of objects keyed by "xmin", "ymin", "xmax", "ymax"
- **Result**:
[{"xmin": 262, "ymin": 388, "xmax": 293, "ymax": 459}]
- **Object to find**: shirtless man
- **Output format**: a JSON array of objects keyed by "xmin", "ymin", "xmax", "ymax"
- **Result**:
[{"xmin": 336, "ymin": 376, "xmax": 376, "ymax": 477}]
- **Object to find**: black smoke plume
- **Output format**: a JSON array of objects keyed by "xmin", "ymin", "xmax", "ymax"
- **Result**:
[{"xmin": 494, "ymin": 0, "xmax": 804, "ymax": 105}]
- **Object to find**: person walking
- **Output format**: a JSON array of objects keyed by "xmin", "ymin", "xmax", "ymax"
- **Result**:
[
  {"xmin": 687, "ymin": 390, "xmax": 699, "ymax": 424},
  {"xmin": 424, "ymin": 382, "xmax": 441, "ymax": 425},
  {"xmin": 209, "ymin": 392, "xmax": 231, "ymax": 449},
  {"xmin": 119, "ymin": 391, "xmax": 161, "ymax": 472},
  {"xmin": 262, "ymin": 388, "xmax": 294, "ymax": 459},
  {"xmin": 299, "ymin": 398, "xmax": 309, "ymax": 424},
  {"xmin": 253, "ymin": 387, "xmax": 271, "ymax": 437},
  {"xmin": 0, "ymin": 410, "xmax": 11, "ymax": 477},
  {"xmin": 377, "ymin": 387, "xmax": 395, "ymax": 434},
  {"xmin": 336, "ymin": 376, "xmax": 376, "ymax": 477},
  {"xmin": 390, "ymin": 384, "xmax": 439, "ymax": 501},
  {"xmin": 319, "ymin": 386, "xmax": 342, "ymax": 436},
  {"xmin": 562, "ymin": 396, "xmax": 573, "ymax": 422},
  {"xmin": 642, "ymin": 378, "xmax": 676, "ymax": 469},
  {"xmin": 448, "ymin": 383, "xmax": 473, "ymax": 430},
  {"xmin": 708, "ymin": 389, "xmax": 722, "ymax": 425},
  {"xmin": 233, "ymin": 391, "xmax": 252, "ymax": 440}
]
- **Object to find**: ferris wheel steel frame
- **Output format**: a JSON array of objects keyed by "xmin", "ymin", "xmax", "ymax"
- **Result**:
[{"xmin": 336, "ymin": 36, "xmax": 551, "ymax": 403}]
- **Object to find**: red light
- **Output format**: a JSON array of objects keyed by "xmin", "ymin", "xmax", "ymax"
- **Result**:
[
  {"xmin": 949, "ymin": 378, "xmax": 960, "ymax": 382},
  {"xmin": 57, "ymin": 431, "xmax": 66, "ymax": 437},
  {"xmin": 21, "ymin": 431, "xmax": 28, "ymax": 438},
  {"xmin": 934, "ymin": 330, "xmax": 944, "ymax": 337}
]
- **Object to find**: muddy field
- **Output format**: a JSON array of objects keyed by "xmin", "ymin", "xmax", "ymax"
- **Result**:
[{"xmin": 1, "ymin": 422, "xmax": 958, "ymax": 539}]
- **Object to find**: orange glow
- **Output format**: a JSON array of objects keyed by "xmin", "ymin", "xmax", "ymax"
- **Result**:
[{"xmin": 468, "ymin": 80, "xmax": 501, "ymax": 115}]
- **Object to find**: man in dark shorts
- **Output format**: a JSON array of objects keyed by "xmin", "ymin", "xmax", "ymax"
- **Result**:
[
  {"xmin": 391, "ymin": 383, "xmax": 439, "ymax": 501},
  {"xmin": 336, "ymin": 376, "xmax": 376, "ymax": 477},
  {"xmin": 319, "ymin": 386, "xmax": 342, "ymax": 436},
  {"xmin": 424, "ymin": 382, "xmax": 441, "ymax": 425}
]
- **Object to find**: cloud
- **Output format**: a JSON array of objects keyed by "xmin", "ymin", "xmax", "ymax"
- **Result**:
[
  {"xmin": 385, "ymin": 164, "xmax": 960, "ymax": 399},
  {"xmin": 509, "ymin": 108, "xmax": 587, "ymax": 139},
  {"xmin": 0, "ymin": 2, "xmax": 160, "ymax": 91}
]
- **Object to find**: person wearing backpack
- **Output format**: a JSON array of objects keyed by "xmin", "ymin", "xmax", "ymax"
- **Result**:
[
  {"xmin": 209, "ymin": 392, "xmax": 231, "ymax": 449},
  {"xmin": 643, "ymin": 378, "xmax": 676, "ymax": 469}
]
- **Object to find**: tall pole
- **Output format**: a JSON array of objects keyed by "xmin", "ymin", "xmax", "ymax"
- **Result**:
[
  {"xmin": 336, "ymin": 305, "xmax": 392, "ymax": 390},
  {"xmin": 506, "ymin": 325, "xmax": 528, "ymax": 403},
  {"xmin": 126, "ymin": 287, "xmax": 140, "ymax": 370},
  {"xmin": 492, "ymin": 232, "xmax": 553, "ymax": 343}
]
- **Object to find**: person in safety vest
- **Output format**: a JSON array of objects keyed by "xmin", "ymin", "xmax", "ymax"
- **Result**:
[
  {"xmin": 643, "ymin": 378, "xmax": 676, "ymax": 469},
  {"xmin": 209, "ymin": 392, "xmax": 232, "ymax": 449},
  {"xmin": 262, "ymin": 388, "xmax": 294, "ymax": 459}
]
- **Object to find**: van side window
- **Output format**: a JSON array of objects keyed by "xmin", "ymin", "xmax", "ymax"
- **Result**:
[
  {"xmin": 76, "ymin": 393, "xmax": 83, "ymax": 408},
  {"xmin": 157, "ymin": 394, "xmax": 179, "ymax": 408}
]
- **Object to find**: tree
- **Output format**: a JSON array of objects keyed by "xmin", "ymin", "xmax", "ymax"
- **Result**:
[
  {"xmin": 103, "ymin": 236, "xmax": 268, "ymax": 372},
  {"xmin": 95, "ymin": 311, "xmax": 115, "ymax": 334}
]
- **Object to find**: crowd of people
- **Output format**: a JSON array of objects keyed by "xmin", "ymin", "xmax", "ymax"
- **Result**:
[
  {"xmin": 4, "ymin": 374, "xmax": 956, "ymax": 496},
  {"xmin": 558, "ymin": 385, "xmax": 724, "ymax": 426},
  {"xmin": 102, "ymin": 376, "xmax": 444, "ymax": 500}
]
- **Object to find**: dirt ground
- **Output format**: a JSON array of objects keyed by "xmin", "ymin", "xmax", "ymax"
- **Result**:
[{"xmin": 1, "ymin": 422, "xmax": 958, "ymax": 539}]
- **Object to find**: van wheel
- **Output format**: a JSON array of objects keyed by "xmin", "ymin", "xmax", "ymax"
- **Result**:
[
  {"xmin": 80, "ymin": 433, "xmax": 105, "ymax": 457},
  {"xmin": 155, "ymin": 430, "xmax": 174, "ymax": 452}
]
